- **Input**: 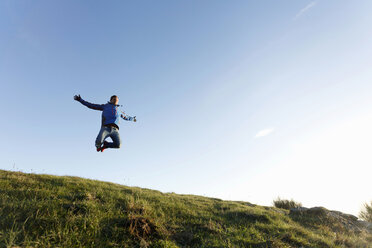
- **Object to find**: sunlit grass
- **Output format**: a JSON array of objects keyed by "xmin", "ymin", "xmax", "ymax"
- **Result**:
[{"xmin": 0, "ymin": 170, "xmax": 370, "ymax": 247}]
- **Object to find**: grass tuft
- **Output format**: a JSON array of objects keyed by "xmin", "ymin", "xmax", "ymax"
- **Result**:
[{"xmin": 273, "ymin": 197, "xmax": 303, "ymax": 210}]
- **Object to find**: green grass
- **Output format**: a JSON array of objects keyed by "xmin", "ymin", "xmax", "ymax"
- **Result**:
[
  {"xmin": 273, "ymin": 198, "xmax": 302, "ymax": 210},
  {"xmin": 360, "ymin": 201, "xmax": 372, "ymax": 222},
  {"xmin": 0, "ymin": 169, "xmax": 370, "ymax": 248}
]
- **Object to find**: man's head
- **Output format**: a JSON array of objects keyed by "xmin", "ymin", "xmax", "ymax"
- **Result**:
[{"xmin": 110, "ymin": 95, "xmax": 119, "ymax": 105}]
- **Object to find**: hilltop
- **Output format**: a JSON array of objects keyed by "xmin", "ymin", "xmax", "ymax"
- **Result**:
[{"xmin": 0, "ymin": 169, "xmax": 371, "ymax": 247}]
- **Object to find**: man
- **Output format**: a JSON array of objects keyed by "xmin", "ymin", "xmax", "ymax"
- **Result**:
[{"xmin": 74, "ymin": 94, "xmax": 136, "ymax": 152}]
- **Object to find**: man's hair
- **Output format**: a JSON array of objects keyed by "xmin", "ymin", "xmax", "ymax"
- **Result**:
[{"xmin": 110, "ymin": 95, "xmax": 118, "ymax": 101}]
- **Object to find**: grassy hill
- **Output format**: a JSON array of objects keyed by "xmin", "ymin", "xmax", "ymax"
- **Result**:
[{"xmin": 0, "ymin": 170, "xmax": 371, "ymax": 248}]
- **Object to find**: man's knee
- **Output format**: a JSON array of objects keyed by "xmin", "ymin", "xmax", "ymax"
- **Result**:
[
  {"xmin": 112, "ymin": 131, "xmax": 121, "ymax": 148},
  {"xmin": 114, "ymin": 142, "xmax": 121, "ymax": 149}
]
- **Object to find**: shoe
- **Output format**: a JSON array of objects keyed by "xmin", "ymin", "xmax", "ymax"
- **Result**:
[
  {"xmin": 100, "ymin": 141, "xmax": 110, "ymax": 152},
  {"xmin": 96, "ymin": 141, "xmax": 110, "ymax": 152}
]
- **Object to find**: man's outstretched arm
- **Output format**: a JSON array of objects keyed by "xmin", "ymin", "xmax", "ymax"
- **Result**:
[
  {"xmin": 74, "ymin": 94, "xmax": 104, "ymax": 111},
  {"xmin": 120, "ymin": 112, "xmax": 137, "ymax": 122}
]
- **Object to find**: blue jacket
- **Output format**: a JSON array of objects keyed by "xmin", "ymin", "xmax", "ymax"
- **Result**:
[{"xmin": 78, "ymin": 98, "xmax": 135, "ymax": 128}]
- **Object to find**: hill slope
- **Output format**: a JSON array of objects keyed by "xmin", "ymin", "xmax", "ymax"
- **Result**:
[{"xmin": 0, "ymin": 170, "xmax": 371, "ymax": 248}]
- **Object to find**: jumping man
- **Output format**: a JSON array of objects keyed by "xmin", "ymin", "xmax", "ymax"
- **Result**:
[{"xmin": 74, "ymin": 94, "xmax": 136, "ymax": 152}]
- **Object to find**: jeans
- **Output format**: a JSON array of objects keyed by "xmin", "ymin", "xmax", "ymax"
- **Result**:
[{"xmin": 95, "ymin": 126, "xmax": 121, "ymax": 149}]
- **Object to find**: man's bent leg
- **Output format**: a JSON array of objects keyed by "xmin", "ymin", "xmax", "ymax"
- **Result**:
[
  {"xmin": 106, "ymin": 128, "xmax": 121, "ymax": 149},
  {"xmin": 95, "ymin": 126, "xmax": 110, "ymax": 149}
]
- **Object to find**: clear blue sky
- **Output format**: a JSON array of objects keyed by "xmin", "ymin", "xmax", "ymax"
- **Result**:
[{"xmin": 1, "ymin": 0, "xmax": 372, "ymax": 216}]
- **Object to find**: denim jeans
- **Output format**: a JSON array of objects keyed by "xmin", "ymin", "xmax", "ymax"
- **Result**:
[{"xmin": 95, "ymin": 126, "xmax": 121, "ymax": 149}]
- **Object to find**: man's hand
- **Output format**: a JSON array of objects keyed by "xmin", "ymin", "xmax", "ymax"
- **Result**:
[{"xmin": 74, "ymin": 94, "xmax": 81, "ymax": 101}]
